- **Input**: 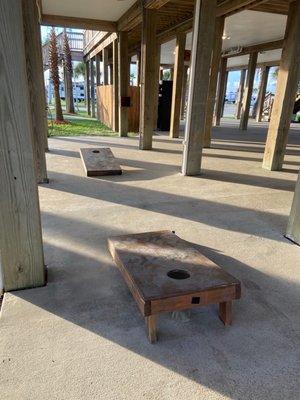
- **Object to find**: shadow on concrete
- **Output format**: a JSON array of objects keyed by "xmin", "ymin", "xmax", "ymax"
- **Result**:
[
  {"xmin": 46, "ymin": 170, "xmax": 292, "ymax": 240},
  {"xmin": 13, "ymin": 214, "xmax": 300, "ymax": 399}
]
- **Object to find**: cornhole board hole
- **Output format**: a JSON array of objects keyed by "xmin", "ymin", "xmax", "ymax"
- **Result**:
[
  {"xmin": 80, "ymin": 147, "xmax": 122, "ymax": 177},
  {"xmin": 108, "ymin": 231, "xmax": 241, "ymax": 343}
]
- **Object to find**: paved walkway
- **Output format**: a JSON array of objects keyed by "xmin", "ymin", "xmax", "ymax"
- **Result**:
[{"xmin": 1, "ymin": 120, "xmax": 300, "ymax": 399}]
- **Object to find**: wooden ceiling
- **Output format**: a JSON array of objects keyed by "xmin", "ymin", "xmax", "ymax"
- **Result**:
[
  {"xmin": 251, "ymin": 0, "xmax": 290, "ymax": 15},
  {"xmin": 126, "ymin": 0, "xmax": 290, "ymax": 53}
]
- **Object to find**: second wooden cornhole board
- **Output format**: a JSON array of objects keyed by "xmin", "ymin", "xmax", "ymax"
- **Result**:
[
  {"xmin": 108, "ymin": 230, "xmax": 241, "ymax": 343},
  {"xmin": 80, "ymin": 147, "xmax": 122, "ymax": 177}
]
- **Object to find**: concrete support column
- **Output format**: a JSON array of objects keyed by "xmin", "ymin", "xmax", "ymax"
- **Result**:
[
  {"xmin": 239, "ymin": 52, "xmax": 258, "ymax": 130},
  {"xmin": 214, "ymin": 57, "xmax": 228, "ymax": 126},
  {"xmin": 118, "ymin": 31, "xmax": 129, "ymax": 137},
  {"xmin": 203, "ymin": 16, "xmax": 225, "ymax": 147},
  {"xmin": 90, "ymin": 58, "xmax": 96, "ymax": 118},
  {"xmin": 263, "ymin": 1, "xmax": 300, "ymax": 171},
  {"xmin": 139, "ymin": 8, "xmax": 157, "ymax": 150},
  {"xmin": 0, "ymin": 0, "xmax": 45, "ymax": 291},
  {"xmin": 102, "ymin": 48, "xmax": 109, "ymax": 85},
  {"xmin": 182, "ymin": 0, "xmax": 217, "ymax": 176},
  {"xmin": 113, "ymin": 39, "xmax": 119, "ymax": 132},
  {"xmin": 180, "ymin": 65, "xmax": 189, "ymax": 120},
  {"xmin": 286, "ymin": 171, "xmax": 300, "ymax": 245},
  {"xmin": 235, "ymin": 69, "xmax": 246, "ymax": 119},
  {"xmin": 170, "ymin": 33, "xmax": 186, "ymax": 138},
  {"xmin": 256, "ymin": 66, "xmax": 270, "ymax": 122},
  {"xmin": 22, "ymin": 0, "xmax": 48, "ymax": 183},
  {"xmin": 85, "ymin": 60, "xmax": 91, "ymax": 115}
]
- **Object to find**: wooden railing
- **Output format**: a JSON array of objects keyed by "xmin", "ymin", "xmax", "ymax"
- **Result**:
[{"xmin": 262, "ymin": 92, "xmax": 275, "ymax": 121}]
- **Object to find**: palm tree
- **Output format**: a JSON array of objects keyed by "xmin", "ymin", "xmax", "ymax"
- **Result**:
[
  {"xmin": 48, "ymin": 27, "xmax": 63, "ymax": 122},
  {"xmin": 74, "ymin": 62, "xmax": 86, "ymax": 79},
  {"xmin": 63, "ymin": 29, "xmax": 75, "ymax": 114}
]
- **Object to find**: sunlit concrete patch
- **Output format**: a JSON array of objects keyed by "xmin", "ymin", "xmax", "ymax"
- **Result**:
[{"xmin": 1, "ymin": 121, "xmax": 300, "ymax": 400}]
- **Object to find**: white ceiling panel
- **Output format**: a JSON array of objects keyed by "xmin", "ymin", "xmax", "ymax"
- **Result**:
[{"xmin": 42, "ymin": 0, "xmax": 136, "ymax": 21}]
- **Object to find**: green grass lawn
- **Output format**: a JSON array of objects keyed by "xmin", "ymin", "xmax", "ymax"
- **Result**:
[{"xmin": 47, "ymin": 106, "xmax": 137, "ymax": 137}]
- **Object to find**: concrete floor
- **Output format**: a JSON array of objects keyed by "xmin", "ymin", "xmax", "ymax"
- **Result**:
[{"xmin": 1, "ymin": 120, "xmax": 300, "ymax": 400}]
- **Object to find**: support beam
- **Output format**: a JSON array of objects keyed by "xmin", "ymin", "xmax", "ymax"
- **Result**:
[
  {"xmin": 153, "ymin": 44, "xmax": 161, "ymax": 130},
  {"xmin": 102, "ymin": 48, "xmax": 109, "ymax": 85},
  {"xmin": 22, "ymin": 0, "xmax": 48, "ymax": 183},
  {"xmin": 41, "ymin": 14, "xmax": 117, "ymax": 32},
  {"xmin": 217, "ymin": 0, "xmax": 268, "ymax": 17},
  {"xmin": 139, "ymin": 8, "xmax": 157, "ymax": 150},
  {"xmin": 215, "ymin": 57, "xmax": 228, "ymax": 126},
  {"xmin": 235, "ymin": 69, "xmax": 246, "ymax": 119},
  {"xmin": 85, "ymin": 60, "xmax": 91, "ymax": 115},
  {"xmin": 182, "ymin": 0, "xmax": 217, "ymax": 176},
  {"xmin": 170, "ymin": 33, "xmax": 186, "ymax": 138},
  {"xmin": 286, "ymin": 171, "xmax": 300, "ymax": 245},
  {"xmin": 118, "ymin": 31, "xmax": 129, "ymax": 137},
  {"xmin": 136, "ymin": 50, "xmax": 141, "ymax": 86},
  {"xmin": 263, "ymin": 1, "xmax": 300, "ymax": 171},
  {"xmin": 203, "ymin": 16, "xmax": 225, "ymax": 147},
  {"xmin": 96, "ymin": 54, "xmax": 101, "ymax": 86},
  {"xmin": 0, "ymin": 0, "xmax": 45, "ymax": 291},
  {"xmin": 90, "ymin": 58, "xmax": 96, "ymax": 118},
  {"xmin": 256, "ymin": 66, "xmax": 270, "ymax": 122},
  {"xmin": 113, "ymin": 39, "xmax": 119, "ymax": 132},
  {"xmin": 180, "ymin": 65, "xmax": 189, "ymax": 120},
  {"xmin": 239, "ymin": 52, "xmax": 258, "ymax": 130}
]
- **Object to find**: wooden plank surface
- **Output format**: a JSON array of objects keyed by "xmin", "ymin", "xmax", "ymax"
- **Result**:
[
  {"xmin": 108, "ymin": 231, "xmax": 241, "ymax": 315},
  {"xmin": 80, "ymin": 148, "xmax": 122, "ymax": 176}
]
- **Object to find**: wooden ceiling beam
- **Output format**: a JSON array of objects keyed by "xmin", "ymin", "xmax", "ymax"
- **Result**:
[
  {"xmin": 227, "ymin": 60, "xmax": 280, "ymax": 71},
  {"xmin": 223, "ymin": 39, "xmax": 284, "ymax": 58},
  {"xmin": 145, "ymin": 0, "xmax": 171, "ymax": 9},
  {"xmin": 117, "ymin": 2, "xmax": 142, "ymax": 31},
  {"xmin": 216, "ymin": 0, "xmax": 269, "ymax": 17},
  {"xmin": 41, "ymin": 14, "xmax": 117, "ymax": 31}
]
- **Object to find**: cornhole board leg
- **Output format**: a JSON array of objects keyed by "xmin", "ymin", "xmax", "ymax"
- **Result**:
[
  {"xmin": 219, "ymin": 301, "xmax": 232, "ymax": 326},
  {"xmin": 145, "ymin": 315, "xmax": 157, "ymax": 343}
]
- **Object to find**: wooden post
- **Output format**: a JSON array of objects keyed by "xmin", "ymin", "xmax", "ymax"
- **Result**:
[
  {"xmin": 221, "ymin": 70, "xmax": 228, "ymax": 117},
  {"xmin": 170, "ymin": 67, "xmax": 174, "ymax": 80},
  {"xmin": 203, "ymin": 16, "xmax": 225, "ymax": 148},
  {"xmin": 286, "ymin": 171, "xmax": 300, "ymax": 245},
  {"xmin": 180, "ymin": 65, "xmax": 189, "ymax": 120},
  {"xmin": 256, "ymin": 66, "xmax": 270, "ymax": 122},
  {"xmin": 90, "ymin": 58, "xmax": 96, "ymax": 118},
  {"xmin": 118, "ymin": 32, "xmax": 129, "ymax": 137},
  {"xmin": 136, "ymin": 50, "xmax": 141, "ymax": 87},
  {"xmin": 102, "ymin": 48, "xmax": 109, "ymax": 85},
  {"xmin": 235, "ymin": 69, "xmax": 246, "ymax": 119},
  {"xmin": 113, "ymin": 39, "xmax": 119, "ymax": 132},
  {"xmin": 139, "ymin": 8, "xmax": 157, "ymax": 150},
  {"xmin": 22, "ymin": 0, "xmax": 48, "ymax": 183},
  {"xmin": 153, "ymin": 44, "xmax": 161, "ymax": 130},
  {"xmin": 239, "ymin": 52, "xmax": 258, "ymax": 130},
  {"xmin": 96, "ymin": 54, "xmax": 101, "ymax": 86},
  {"xmin": 214, "ymin": 57, "xmax": 227, "ymax": 126},
  {"xmin": 85, "ymin": 60, "xmax": 91, "ymax": 115},
  {"xmin": 170, "ymin": 33, "xmax": 186, "ymax": 138},
  {"xmin": 182, "ymin": 0, "xmax": 217, "ymax": 176},
  {"xmin": 109, "ymin": 64, "xmax": 113, "ymax": 85},
  {"xmin": 263, "ymin": 1, "xmax": 300, "ymax": 171},
  {"xmin": 0, "ymin": 0, "xmax": 45, "ymax": 291}
]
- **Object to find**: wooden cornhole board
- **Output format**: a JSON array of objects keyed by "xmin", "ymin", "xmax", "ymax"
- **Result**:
[
  {"xmin": 108, "ymin": 231, "xmax": 241, "ymax": 343},
  {"xmin": 80, "ymin": 147, "xmax": 122, "ymax": 177}
]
